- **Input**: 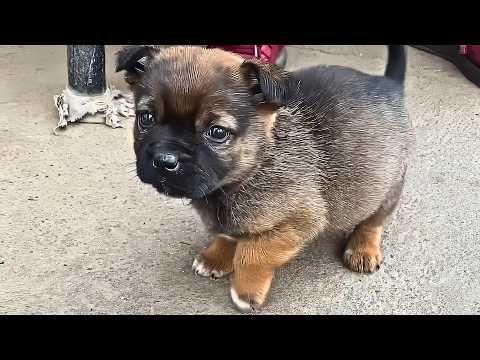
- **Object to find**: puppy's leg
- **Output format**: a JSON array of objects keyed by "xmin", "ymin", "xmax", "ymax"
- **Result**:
[
  {"xmin": 230, "ymin": 223, "xmax": 305, "ymax": 312},
  {"xmin": 343, "ymin": 176, "xmax": 405, "ymax": 273},
  {"xmin": 343, "ymin": 217, "xmax": 384, "ymax": 273},
  {"xmin": 192, "ymin": 235, "xmax": 236, "ymax": 279}
]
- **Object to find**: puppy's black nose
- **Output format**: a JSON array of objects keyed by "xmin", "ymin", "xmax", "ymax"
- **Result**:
[{"xmin": 152, "ymin": 151, "xmax": 179, "ymax": 171}]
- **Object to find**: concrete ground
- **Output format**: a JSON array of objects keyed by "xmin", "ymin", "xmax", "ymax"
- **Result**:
[{"xmin": 1, "ymin": 45, "xmax": 479, "ymax": 315}]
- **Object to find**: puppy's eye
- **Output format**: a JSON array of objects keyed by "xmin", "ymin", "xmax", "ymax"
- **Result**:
[
  {"xmin": 137, "ymin": 111, "xmax": 154, "ymax": 129},
  {"xmin": 205, "ymin": 126, "xmax": 230, "ymax": 143}
]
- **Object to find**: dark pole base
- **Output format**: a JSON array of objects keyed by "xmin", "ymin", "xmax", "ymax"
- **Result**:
[
  {"xmin": 54, "ymin": 45, "xmax": 134, "ymax": 131},
  {"xmin": 67, "ymin": 45, "xmax": 106, "ymax": 95}
]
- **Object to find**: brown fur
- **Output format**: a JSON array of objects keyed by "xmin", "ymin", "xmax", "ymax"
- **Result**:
[
  {"xmin": 343, "ymin": 219, "xmax": 384, "ymax": 273},
  {"xmin": 195, "ymin": 235, "xmax": 236, "ymax": 277},
  {"xmin": 257, "ymin": 105, "xmax": 278, "ymax": 141},
  {"xmin": 231, "ymin": 221, "xmax": 308, "ymax": 310}
]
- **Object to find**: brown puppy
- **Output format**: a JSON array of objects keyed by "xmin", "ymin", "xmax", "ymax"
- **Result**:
[{"xmin": 116, "ymin": 45, "xmax": 412, "ymax": 312}]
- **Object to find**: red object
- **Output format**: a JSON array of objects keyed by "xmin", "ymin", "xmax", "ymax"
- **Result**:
[
  {"xmin": 206, "ymin": 45, "xmax": 285, "ymax": 64},
  {"xmin": 459, "ymin": 45, "xmax": 480, "ymax": 66}
]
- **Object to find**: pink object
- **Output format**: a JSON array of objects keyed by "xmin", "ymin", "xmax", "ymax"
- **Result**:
[
  {"xmin": 206, "ymin": 45, "xmax": 285, "ymax": 64},
  {"xmin": 459, "ymin": 45, "xmax": 480, "ymax": 66}
]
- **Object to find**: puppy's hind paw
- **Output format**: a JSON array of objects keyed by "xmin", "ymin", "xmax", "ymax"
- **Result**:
[{"xmin": 343, "ymin": 247, "xmax": 382, "ymax": 273}]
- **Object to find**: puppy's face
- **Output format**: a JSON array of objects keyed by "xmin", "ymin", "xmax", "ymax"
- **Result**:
[{"xmin": 116, "ymin": 46, "xmax": 289, "ymax": 199}]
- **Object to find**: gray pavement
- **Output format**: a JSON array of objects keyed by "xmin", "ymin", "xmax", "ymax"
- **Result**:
[{"xmin": 1, "ymin": 45, "xmax": 479, "ymax": 314}]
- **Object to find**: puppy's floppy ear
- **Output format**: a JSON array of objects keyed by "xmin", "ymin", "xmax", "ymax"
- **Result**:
[
  {"xmin": 115, "ymin": 45, "xmax": 158, "ymax": 84},
  {"xmin": 240, "ymin": 59, "xmax": 290, "ymax": 107}
]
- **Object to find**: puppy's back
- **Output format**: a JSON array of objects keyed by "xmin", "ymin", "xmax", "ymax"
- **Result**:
[
  {"xmin": 291, "ymin": 65, "xmax": 405, "ymax": 108},
  {"xmin": 278, "ymin": 65, "xmax": 412, "ymax": 230}
]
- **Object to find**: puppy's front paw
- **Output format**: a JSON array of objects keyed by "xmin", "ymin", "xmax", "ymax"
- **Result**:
[
  {"xmin": 230, "ymin": 268, "xmax": 273, "ymax": 313},
  {"xmin": 192, "ymin": 236, "xmax": 236, "ymax": 280},
  {"xmin": 192, "ymin": 255, "xmax": 231, "ymax": 280},
  {"xmin": 230, "ymin": 287, "xmax": 261, "ymax": 313},
  {"xmin": 343, "ymin": 247, "xmax": 382, "ymax": 273}
]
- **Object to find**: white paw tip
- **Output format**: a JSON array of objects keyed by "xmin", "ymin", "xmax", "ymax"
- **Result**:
[
  {"xmin": 192, "ymin": 258, "xmax": 207, "ymax": 276},
  {"xmin": 192, "ymin": 257, "xmax": 225, "ymax": 278},
  {"xmin": 230, "ymin": 287, "xmax": 253, "ymax": 312}
]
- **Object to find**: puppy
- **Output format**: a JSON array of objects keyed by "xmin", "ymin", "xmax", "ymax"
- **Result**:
[{"xmin": 116, "ymin": 45, "xmax": 412, "ymax": 312}]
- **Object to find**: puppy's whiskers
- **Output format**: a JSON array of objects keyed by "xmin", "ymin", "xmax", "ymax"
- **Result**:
[
  {"xmin": 200, "ymin": 183, "xmax": 209, "ymax": 205},
  {"xmin": 124, "ymin": 160, "xmax": 137, "ymax": 166},
  {"xmin": 142, "ymin": 79, "xmax": 155, "ymax": 92},
  {"xmin": 158, "ymin": 177, "xmax": 169, "ymax": 197}
]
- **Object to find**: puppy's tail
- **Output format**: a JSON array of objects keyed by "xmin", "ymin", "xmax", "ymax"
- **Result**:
[{"xmin": 385, "ymin": 45, "xmax": 407, "ymax": 83}]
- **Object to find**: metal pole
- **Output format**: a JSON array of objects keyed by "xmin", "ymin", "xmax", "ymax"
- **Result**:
[
  {"xmin": 67, "ymin": 45, "xmax": 106, "ymax": 95},
  {"xmin": 54, "ymin": 45, "xmax": 134, "ymax": 132}
]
